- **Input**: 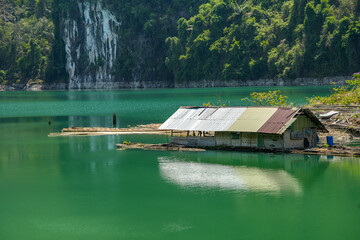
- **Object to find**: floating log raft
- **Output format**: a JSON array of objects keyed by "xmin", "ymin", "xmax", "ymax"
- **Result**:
[
  {"xmin": 49, "ymin": 124, "xmax": 170, "ymax": 137},
  {"xmin": 291, "ymin": 146, "xmax": 360, "ymax": 157},
  {"xmin": 308, "ymin": 105, "xmax": 360, "ymax": 112},
  {"xmin": 116, "ymin": 143, "xmax": 206, "ymax": 152},
  {"xmin": 116, "ymin": 142, "xmax": 360, "ymax": 156},
  {"xmin": 48, "ymin": 111, "xmax": 360, "ymax": 157}
]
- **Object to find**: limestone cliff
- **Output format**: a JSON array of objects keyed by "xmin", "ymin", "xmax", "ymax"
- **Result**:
[
  {"xmin": 57, "ymin": 0, "xmax": 192, "ymax": 89},
  {"xmin": 61, "ymin": 1, "xmax": 120, "ymax": 89},
  {"xmin": 1, "ymin": 0, "xmax": 358, "ymax": 90}
]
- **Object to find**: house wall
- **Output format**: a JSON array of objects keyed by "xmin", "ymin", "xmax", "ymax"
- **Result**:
[
  {"xmin": 283, "ymin": 128, "xmax": 318, "ymax": 149},
  {"xmin": 283, "ymin": 129, "xmax": 304, "ymax": 149},
  {"xmin": 292, "ymin": 115, "xmax": 316, "ymax": 131},
  {"xmin": 261, "ymin": 134, "xmax": 284, "ymax": 150},
  {"xmin": 172, "ymin": 132, "xmax": 285, "ymax": 150},
  {"xmin": 283, "ymin": 115, "xmax": 319, "ymax": 149},
  {"xmin": 171, "ymin": 136, "xmax": 216, "ymax": 147},
  {"xmin": 215, "ymin": 132, "xmax": 283, "ymax": 150},
  {"xmin": 215, "ymin": 132, "xmax": 243, "ymax": 147},
  {"xmin": 241, "ymin": 133, "xmax": 258, "ymax": 147}
]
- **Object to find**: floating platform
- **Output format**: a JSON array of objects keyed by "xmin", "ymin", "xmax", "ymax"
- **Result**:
[
  {"xmin": 116, "ymin": 143, "xmax": 205, "ymax": 152},
  {"xmin": 292, "ymin": 146, "xmax": 360, "ymax": 157},
  {"xmin": 117, "ymin": 142, "xmax": 360, "ymax": 157},
  {"xmin": 49, "ymin": 124, "xmax": 170, "ymax": 137},
  {"xmin": 49, "ymin": 123, "xmax": 360, "ymax": 157}
]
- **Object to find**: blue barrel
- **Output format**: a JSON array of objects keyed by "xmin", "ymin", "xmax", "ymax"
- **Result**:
[{"xmin": 326, "ymin": 136, "xmax": 334, "ymax": 147}]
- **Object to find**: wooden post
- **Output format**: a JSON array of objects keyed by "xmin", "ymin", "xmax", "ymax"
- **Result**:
[{"xmin": 113, "ymin": 113, "xmax": 117, "ymax": 127}]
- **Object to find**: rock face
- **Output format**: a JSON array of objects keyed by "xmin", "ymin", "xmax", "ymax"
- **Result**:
[
  {"xmin": 56, "ymin": 1, "xmax": 351, "ymax": 90},
  {"xmin": 173, "ymin": 76, "xmax": 351, "ymax": 88},
  {"xmin": 0, "ymin": 76, "xmax": 351, "ymax": 91},
  {"xmin": 61, "ymin": 1, "xmax": 120, "ymax": 89}
]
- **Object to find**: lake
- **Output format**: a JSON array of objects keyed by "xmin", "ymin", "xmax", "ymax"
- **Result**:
[{"xmin": 0, "ymin": 86, "xmax": 360, "ymax": 240}]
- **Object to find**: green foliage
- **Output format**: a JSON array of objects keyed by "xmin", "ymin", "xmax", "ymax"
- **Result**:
[
  {"xmin": 0, "ymin": 70, "xmax": 6, "ymax": 85},
  {"xmin": 1, "ymin": 0, "xmax": 359, "ymax": 86},
  {"xmin": 243, "ymin": 90, "xmax": 293, "ymax": 107},
  {"xmin": 35, "ymin": 0, "xmax": 51, "ymax": 18},
  {"xmin": 166, "ymin": 0, "xmax": 360, "ymax": 83},
  {"xmin": 106, "ymin": 0, "xmax": 206, "ymax": 82},
  {"xmin": 307, "ymin": 73, "xmax": 360, "ymax": 105},
  {"xmin": 202, "ymin": 102, "xmax": 226, "ymax": 107},
  {"xmin": 0, "ymin": 0, "xmax": 53, "ymax": 85},
  {"xmin": 203, "ymin": 102, "xmax": 213, "ymax": 107},
  {"xmin": 44, "ymin": 0, "xmax": 68, "ymax": 83}
]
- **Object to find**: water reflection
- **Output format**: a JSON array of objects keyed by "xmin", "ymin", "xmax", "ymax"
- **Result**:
[
  {"xmin": 158, "ymin": 152, "xmax": 329, "ymax": 195},
  {"xmin": 159, "ymin": 159, "xmax": 302, "ymax": 195},
  {"xmin": 67, "ymin": 135, "xmax": 118, "ymax": 154}
]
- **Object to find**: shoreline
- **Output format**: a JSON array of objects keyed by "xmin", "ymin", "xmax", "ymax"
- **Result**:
[
  {"xmin": 50, "ymin": 123, "xmax": 360, "ymax": 157},
  {"xmin": 1, "ymin": 76, "xmax": 350, "ymax": 91},
  {"xmin": 116, "ymin": 142, "xmax": 360, "ymax": 157}
]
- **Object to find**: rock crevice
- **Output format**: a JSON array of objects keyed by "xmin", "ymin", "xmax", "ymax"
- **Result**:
[{"xmin": 61, "ymin": 1, "xmax": 120, "ymax": 89}]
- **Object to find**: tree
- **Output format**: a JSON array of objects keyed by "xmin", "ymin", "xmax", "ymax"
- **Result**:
[
  {"xmin": 243, "ymin": 90, "xmax": 293, "ymax": 107},
  {"xmin": 18, "ymin": 39, "xmax": 42, "ymax": 79},
  {"xmin": 35, "ymin": 0, "xmax": 49, "ymax": 18},
  {"xmin": 303, "ymin": 2, "xmax": 322, "ymax": 73}
]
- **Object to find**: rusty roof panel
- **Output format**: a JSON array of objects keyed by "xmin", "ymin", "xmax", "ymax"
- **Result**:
[{"xmin": 257, "ymin": 108, "xmax": 298, "ymax": 134}]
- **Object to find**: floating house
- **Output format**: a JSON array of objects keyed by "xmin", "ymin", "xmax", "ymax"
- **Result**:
[{"xmin": 159, "ymin": 106, "xmax": 327, "ymax": 151}]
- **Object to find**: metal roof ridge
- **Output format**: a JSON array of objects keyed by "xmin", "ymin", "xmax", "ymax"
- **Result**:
[{"xmin": 276, "ymin": 108, "xmax": 302, "ymax": 134}]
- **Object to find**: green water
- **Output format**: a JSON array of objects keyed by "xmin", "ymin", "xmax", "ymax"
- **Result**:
[{"xmin": 0, "ymin": 86, "xmax": 360, "ymax": 240}]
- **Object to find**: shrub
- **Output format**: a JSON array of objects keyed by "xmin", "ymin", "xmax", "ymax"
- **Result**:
[{"xmin": 243, "ymin": 90, "xmax": 293, "ymax": 107}]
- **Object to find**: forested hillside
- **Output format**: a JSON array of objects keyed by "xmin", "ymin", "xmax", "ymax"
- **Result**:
[
  {"xmin": 105, "ymin": 0, "xmax": 206, "ymax": 84},
  {"xmin": 0, "ymin": 0, "xmax": 54, "ymax": 85},
  {"xmin": 167, "ymin": 0, "xmax": 360, "ymax": 83},
  {"xmin": 0, "ymin": 0, "xmax": 359, "ymax": 87}
]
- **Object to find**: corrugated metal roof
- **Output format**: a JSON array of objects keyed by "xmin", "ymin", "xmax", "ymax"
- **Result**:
[
  {"xmin": 227, "ymin": 108, "xmax": 277, "ymax": 132},
  {"xmin": 159, "ymin": 106, "xmax": 327, "ymax": 134},
  {"xmin": 257, "ymin": 108, "xmax": 298, "ymax": 134},
  {"xmin": 159, "ymin": 107, "xmax": 246, "ymax": 131},
  {"xmin": 278, "ymin": 118, "xmax": 297, "ymax": 135}
]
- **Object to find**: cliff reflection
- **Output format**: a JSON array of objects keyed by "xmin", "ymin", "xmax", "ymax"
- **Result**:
[{"xmin": 158, "ymin": 152, "xmax": 329, "ymax": 195}]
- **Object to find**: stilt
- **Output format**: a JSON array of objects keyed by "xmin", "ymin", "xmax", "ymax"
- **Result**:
[{"xmin": 113, "ymin": 113, "xmax": 117, "ymax": 127}]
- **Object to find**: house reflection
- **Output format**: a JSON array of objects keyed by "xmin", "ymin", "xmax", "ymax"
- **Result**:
[{"xmin": 158, "ymin": 152, "xmax": 329, "ymax": 195}]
